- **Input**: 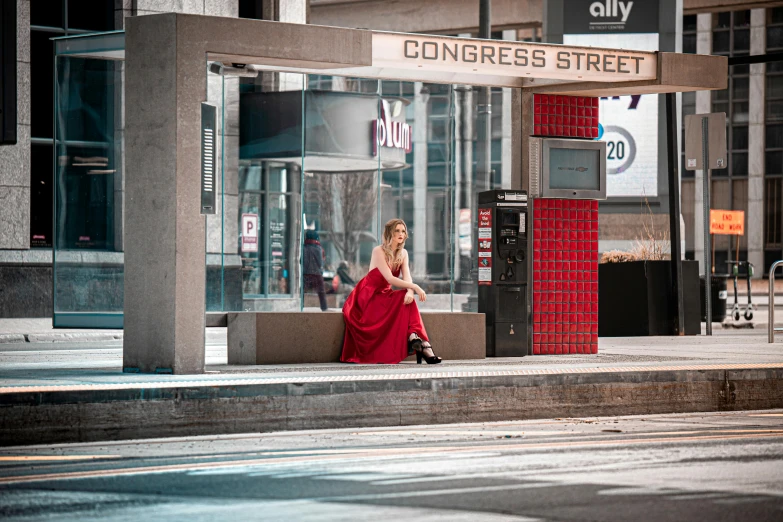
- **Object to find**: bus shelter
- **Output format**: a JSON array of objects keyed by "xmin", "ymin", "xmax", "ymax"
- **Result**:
[{"xmin": 56, "ymin": 14, "xmax": 724, "ymax": 374}]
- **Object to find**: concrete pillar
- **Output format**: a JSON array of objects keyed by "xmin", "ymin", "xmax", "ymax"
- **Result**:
[
  {"xmin": 413, "ymin": 82, "xmax": 428, "ymax": 279},
  {"xmin": 748, "ymin": 8, "xmax": 766, "ymax": 275},
  {"xmin": 0, "ymin": 0, "xmax": 30, "ymax": 250},
  {"xmin": 124, "ymin": 14, "xmax": 205, "ymax": 374},
  {"xmin": 694, "ymin": 12, "xmax": 712, "ymax": 275}
]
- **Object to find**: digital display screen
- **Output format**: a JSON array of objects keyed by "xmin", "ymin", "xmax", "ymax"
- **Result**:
[
  {"xmin": 501, "ymin": 212, "xmax": 519, "ymax": 227},
  {"xmin": 548, "ymin": 147, "xmax": 601, "ymax": 191}
]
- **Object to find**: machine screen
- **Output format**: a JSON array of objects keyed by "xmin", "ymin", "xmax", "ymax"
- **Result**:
[
  {"xmin": 548, "ymin": 147, "xmax": 601, "ymax": 191},
  {"xmin": 501, "ymin": 212, "xmax": 519, "ymax": 227}
]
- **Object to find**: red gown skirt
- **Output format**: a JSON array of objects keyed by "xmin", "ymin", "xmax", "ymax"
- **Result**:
[{"xmin": 340, "ymin": 267, "xmax": 429, "ymax": 364}]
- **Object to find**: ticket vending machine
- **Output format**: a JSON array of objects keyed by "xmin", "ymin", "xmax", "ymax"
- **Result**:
[
  {"xmin": 477, "ymin": 190, "xmax": 529, "ymax": 357},
  {"xmin": 479, "ymin": 137, "xmax": 606, "ymax": 357}
]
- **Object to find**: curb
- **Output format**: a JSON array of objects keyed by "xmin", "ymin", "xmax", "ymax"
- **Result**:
[
  {"xmin": 2, "ymin": 366, "xmax": 781, "ymax": 446},
  {"xmin": 0, "ymin": 333, "xmax": 123, "ymax": 344},
  {"xmin": 27, "ymin": 333, "xmax": 122, "ymax": 343}
]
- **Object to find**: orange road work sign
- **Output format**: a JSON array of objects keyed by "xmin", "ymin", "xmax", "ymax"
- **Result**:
[{"xmin": 710, "ymin": 209, "xmax": 745, "ymax": 235}]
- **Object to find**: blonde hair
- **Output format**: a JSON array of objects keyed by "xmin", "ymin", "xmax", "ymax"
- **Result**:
[{"xmin": 382, "ymin": 218, "xmax": 408, "ymax": 269}]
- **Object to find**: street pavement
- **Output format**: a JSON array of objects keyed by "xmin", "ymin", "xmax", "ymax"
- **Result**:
[
  {"xmin": 0, "ymin": 410, "xmax": 781, "ymax": 521},
  {"xmin": 1, "ymin": 325, "xmax": 782, "ymax": 388},
  {"xmin": 2, "ymin": 318, "xmax": 782, "ymax": 446}
]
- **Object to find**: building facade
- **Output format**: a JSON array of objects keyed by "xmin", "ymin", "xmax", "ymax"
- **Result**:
[{"xmin": 0, "ymin": 0, "xmax": 780, "ymax": 319}]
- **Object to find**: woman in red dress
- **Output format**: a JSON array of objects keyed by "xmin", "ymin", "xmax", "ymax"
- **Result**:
[{"xmin": 340, "ymin": 219, "xmax": 442, "ymax": 365}]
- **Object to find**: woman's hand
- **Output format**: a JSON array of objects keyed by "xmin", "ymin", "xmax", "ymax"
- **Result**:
[
  {"xmin": 404, "ymin": 289, "xmax": 414, "ymax": 305},
  {"xmin": 414, "ymin": 285, "xmax": 427, "ymax": 302}
]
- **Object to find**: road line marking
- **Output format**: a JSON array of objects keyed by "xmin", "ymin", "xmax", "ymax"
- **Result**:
[
  {"xmin": 1, "ymin": 431, "xmax": 782, "ymax": 485},
  {"xmin": 0, "ymin": 455, "xmax": 121, "ymax": 462}
]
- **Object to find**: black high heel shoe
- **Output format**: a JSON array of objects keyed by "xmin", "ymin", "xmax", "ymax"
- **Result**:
[
  {"xmin": 415, "ymin": 344, "xmax": 442, "ymax": 365},
  {"xmin": 408, "ymin": 336, "xmax": 422, "ymax": 356}
]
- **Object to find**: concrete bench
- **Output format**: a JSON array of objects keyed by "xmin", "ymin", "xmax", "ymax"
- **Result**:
[{"xmin": 227, "ymin": 311, "xmax": 485, "ymax": 364}]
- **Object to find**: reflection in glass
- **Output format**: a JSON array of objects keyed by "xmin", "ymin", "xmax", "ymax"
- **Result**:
[
  {"xmin": 211, "ymin": 69, "xmax": 514, "ymax": 312},
  {"xmin": 53, "ymin": 36, "xmax": 124, "ymax": 327}
]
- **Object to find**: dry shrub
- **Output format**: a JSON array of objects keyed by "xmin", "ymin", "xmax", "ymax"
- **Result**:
[
  {"xmin": 601, "ymin": 250, "xmax": 639, "ymax": 263},
  {"xmin": 600, "ymin": 196, "xmax": 671, "ymax": 263}
]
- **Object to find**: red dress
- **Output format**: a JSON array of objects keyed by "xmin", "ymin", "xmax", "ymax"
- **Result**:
[{"xmin": 340, "ymin": 266, "xmax": 430, "ymax": 364}]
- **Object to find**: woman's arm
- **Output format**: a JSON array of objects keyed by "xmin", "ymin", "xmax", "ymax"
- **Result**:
[
  {"xmin": 401, "ymin": 249, "xmax": 413, "ymax": 284},
  {"xmin": 371, "ymin": 247, "xmax": 420, "ymax": 292},
  {"xmin": 401, "ymin": 250, "xmax": 416, "ymax": 304}
]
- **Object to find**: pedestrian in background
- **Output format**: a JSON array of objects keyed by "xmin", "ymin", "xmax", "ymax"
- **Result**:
[{"xmin": 304, "ymin": 230, "xmax": 328, "ymax": 311}]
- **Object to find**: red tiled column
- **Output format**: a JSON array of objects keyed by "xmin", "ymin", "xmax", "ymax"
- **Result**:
[{"xmin": 532, "ymin": 198, "xmax": 599, "ymax": 355}]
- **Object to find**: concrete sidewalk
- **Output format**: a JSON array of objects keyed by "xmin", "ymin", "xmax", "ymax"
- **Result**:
[
  {"xmin": 1, "ymin": 311, "xmax": 781, "ymax": 346},
  {"xmin": 1, "ymin": 325, "xmax": 782, "ymax": 446}
]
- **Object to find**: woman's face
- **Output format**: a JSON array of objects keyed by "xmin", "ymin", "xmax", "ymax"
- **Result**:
[{"xmin": 392, "ymin": 224, "xmax": 407, "ymax": 246}]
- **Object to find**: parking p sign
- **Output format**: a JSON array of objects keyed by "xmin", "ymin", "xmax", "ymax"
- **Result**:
[{"xmin": 241, "ymin": 213, "xmax": 258, "ymax": 253}]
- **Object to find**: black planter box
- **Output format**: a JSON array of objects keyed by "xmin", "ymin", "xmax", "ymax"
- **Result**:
[{"xmin": 599, "ymin": 260, "xmax": 700, "ymax": 336}]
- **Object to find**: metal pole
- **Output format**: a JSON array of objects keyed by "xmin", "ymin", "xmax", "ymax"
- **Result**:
[
  {"xmin": 479, "ymin": 0, "xmax": 491, "ymax": 39},
  {"xmin": 769, "ymin": 260, "xmax": 783, "ymax": 342},
  {"xmin": 476, "ymin": 0, "xmax": 492, "ymax": 191},
  {"xmin": 702, "ymin": 117, "xmax": 712, "ymax": 335},
  {"xmin": 665, "ymin": 93, "xmax": 684, "ymax": 335},
  {"xmin": 468, "ymin": 0, "xmax": 492, "ymax": 312}
]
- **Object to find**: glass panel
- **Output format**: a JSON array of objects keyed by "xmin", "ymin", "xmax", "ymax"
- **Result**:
[
  {"xmin": 712, "ymin": 88, "xmax": 728, "ymax": 102},
  {"xmin": 732, "ymin": 102, "xmax": 749, "ymax": 123},
  {"xmin": 766, "ymin": 151, "xmax": 783, "ymax": 175},
  {"xmin": 682, "ymin": 33, "xmax": 696, "ymax": 54},
  {"xmin": 767, "ymin": 124, "xmax": 783, "ymax": 149},
  {"xmin": 30, "ymin": 143, "xmax": 54, "ymax": 248},
  {"xmin": 767, "ymin": 74, "xmax": 783, "ymax": 99},
  {"xmin": 298, "ymin": 76, "xmax": 381, "ymax": 311},
  {"xmin": 67, "ymin": 0, "xmax": 114, "ymax": 31},
  {"xmin": 53, "ymin": 36, "xmax": 124, "ymax": 328},
  {"xmin": 268, "ymin": 193, "xmax": 292, "ymax": 295},
  {"xmin": 733, "ymin": 10, "xmax": 751, "ymax": 28},
  {"xmin": 31, "ymin": 1, "xmax": 63, "ymax": 28},
  {"xmin": 31, "ymin": 30, "xmax": 58, "ymax": 139},
  {"xmin": 731, "ymin": 152, "xmax": 748, "ymax": 177},
  {"xmin": 767, "ymin": 100, "xmax": 783, "ymax": 121},
  {"xmin": 732, "ymin": 77, "xmax": 749, "ymax": 101},
  {"xmin": 768, "ymin": 27, "xmax": 783, "ymax": 50},
  {"xmin": 733, "ymin": 29, "xmax": 750, "ymax": 52},
  {"xmin": 715, "ymin": 12, "xmax": 731, "ymax": 29},
  {"xmin": 712, "ymin": 31, "xmax": 730, "ymax": 53},
  {"xmin": 224, "ymin": 70, "xmax": 305, "ymax": 311},
  {"xmin": 682, "ymin": 91, "xmax": 696, "ymax": 115},
  {"xmin": 765, "ymin": 177, "xmax": 782, "ymax": 247},
  {"xmin": 711, "ymin": 179, "xmax": 730, "ymax": 249},
  {"xmin": 732, "ymin": 64, "xmax": 749, "ymax": 76},
  {"xmin": 206, "ymin": 68, "xmax": 225, "ymax": 312},
  {"xmin": 768, "ymin": 62, "xmax": 783, "ymax": 74},
  {"xmin": 239, "ymin": 190, "xmax": 264, "ymax": 296},
  {"xmin": 733, "ymin": 179, "xmax": 749, "ymax": 249},
  {"xmin": 771, "ymin": 7, "xmax": 783, "ymax": 26},
  {"xmin": 683, "ymin": 15, "xmax": 697, "ymax": 32},
  {"xmin": 767, "ymin": 100, "xmax": 783, "ymax": 120},
  {"xmin": 732, "ymin": 126, "xmax": 748, "ymax": 150},
  {"xmin": 712, "ymin": 102, "xmax": 729, "ymax": 116}
]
